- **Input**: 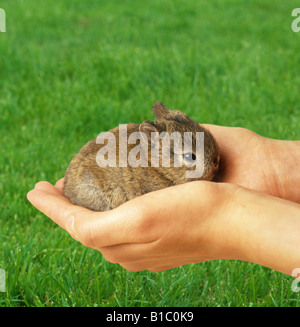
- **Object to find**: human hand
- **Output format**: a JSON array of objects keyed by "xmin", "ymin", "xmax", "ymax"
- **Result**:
[
  {"xmin": 204, "ymin": 125, "xmax": 300, "ymax": 203},
  {"xmin": 27, "ymin": 177, "xmax": 300, "ymax": 274},
  {"xmin": 27, "ymin": 179, "xmax": 244, "ymax": 272},
  {"xmin": 27, "ymin": 125, "xmax": 300, "ymax": 274}
]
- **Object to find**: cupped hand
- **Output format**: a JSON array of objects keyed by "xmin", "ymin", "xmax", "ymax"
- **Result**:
[
  {"xmin": 27, "ymin": 125, "xmax": 300, "ymax": 273},
  {"xmin": 204, "ymin": 125, "xmax": 300, "ymax": 203},
  {"xmin": 27, "ymin": 179, "xmax": 242, "ymax": 272}
]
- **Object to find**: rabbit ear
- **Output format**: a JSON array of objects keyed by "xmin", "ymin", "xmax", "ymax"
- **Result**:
[
  {"xmin": 139, "ymin": 122, "xmax": 159, "ymax": 147},
  {"xmin": 152, "ymin": 102, "xmax": 170, "ymax": 120},
  {"xmin": 139, "ymin": 121, "xmax": 166, "ymax": 147},
  {"xmin": 153, "ymin": 102, "xmax": 192, "ymax": 124}
]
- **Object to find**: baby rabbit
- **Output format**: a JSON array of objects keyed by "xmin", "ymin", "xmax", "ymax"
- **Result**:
[{"xmin": 63, "ymin": 102, "xmax": 220, "ymax": 211}]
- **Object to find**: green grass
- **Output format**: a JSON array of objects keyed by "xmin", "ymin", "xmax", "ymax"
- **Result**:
[{"xmin": 0, "ymin": 0, "xmax": 300, "ymax": 307}]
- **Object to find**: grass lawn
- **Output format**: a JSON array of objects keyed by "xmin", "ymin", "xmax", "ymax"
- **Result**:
[{"xmin": 0, "ymin": 0, "xmax": 299, "ymax": 307}]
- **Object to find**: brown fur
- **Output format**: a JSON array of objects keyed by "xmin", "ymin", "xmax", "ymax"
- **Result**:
[{"xmin": 63, "ymin": 102, "xmax": 220, "ymax": 211}]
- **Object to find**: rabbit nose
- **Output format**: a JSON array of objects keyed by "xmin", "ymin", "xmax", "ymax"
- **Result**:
[
  {"xmin": 213, "ymin": 155, "xmax": 220, "ymax": 168},
  {"xmin": 210, "ymin": 155, "xmax": 220, "ymax": 179}
]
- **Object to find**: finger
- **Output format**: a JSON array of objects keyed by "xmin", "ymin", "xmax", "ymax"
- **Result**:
[
  {"xmin": 118, "ymin": 262, "xmax": 147, "ymax": 272},
  {"xmin": 55, "ymin": 178, "xmax": 65, "ymax": 193},
  {"xmin": 147, "ymin": 264, "xmax": 183, "ymax": 272},
  {"xmin": 27, "ymin": 187, "xmax": 91, "ymax": 230},
  {"xmin": 119, "ymin": 260, "xmax": 186, "ymax": 272},
  {"xmin": 139, "ymin": 258, "xmax": 195, "ymax": 272},
  {"xmin": 99, "ymin": 241, "xmax": 159, "ymax": 263},
  {"xmin": 27, "ymin": 185, "xmax": 154, "ymax": 248},
  {"xmin": 202, "ymin": 124, "xmax": 233, "ymax": 154},
  {"xmin": 203, "ymin": 124, "xmax": 256, "ymax": 154},
  {"xmin": 70, "ymin": 203, "xmax": 151, "ymax": 249},
  {"xmin": 34, "ymin": 181, "xmax": 63, "ymax": 196},
  {"xmin": 202, "ymin": 124, "xmax": 231, "ymax": 133}
]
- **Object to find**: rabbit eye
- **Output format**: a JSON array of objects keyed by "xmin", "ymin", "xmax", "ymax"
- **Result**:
[{"xmin": 183, "ymin": 153, "xmax": 196, "ymax": 162}]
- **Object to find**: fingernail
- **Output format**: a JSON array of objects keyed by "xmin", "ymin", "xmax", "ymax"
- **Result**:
[{"xmin": 66, "ymin": 215, "xmax": 75, "ymax": 233}]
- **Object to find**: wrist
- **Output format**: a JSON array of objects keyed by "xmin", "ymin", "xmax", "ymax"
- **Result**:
[
  {"xmin": 227, "ymin": 187, "xmax": 300, "ymax": 275},
  {"xmin": 262, "ymin": 138, "xmax": 300, "ymax": 203}
]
